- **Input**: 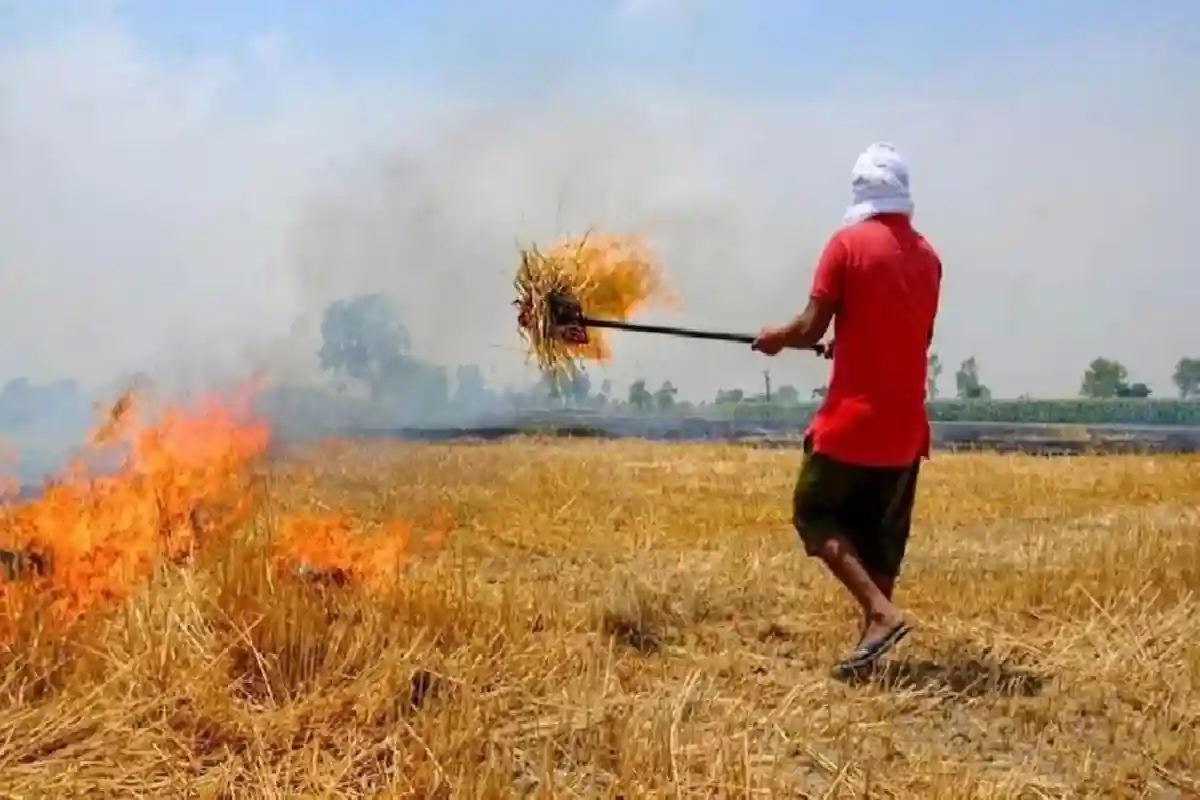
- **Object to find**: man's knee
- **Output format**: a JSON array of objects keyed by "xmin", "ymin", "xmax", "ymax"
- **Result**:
[
  {"xmin": 809, "ymin": 530, "xmax": 853, "ymax": 562},
  {"xmin": 798, "ymin": 520, "xmax": 895, "ymax": 571},
  {"xmin": 793, "ymin": 512, "xmax": 839, "ymax": 559}
]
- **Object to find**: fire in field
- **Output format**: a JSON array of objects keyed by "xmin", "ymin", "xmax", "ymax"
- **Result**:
[
  {"xmin": 0, "ymin": 386, "xmax": 440, "ymax": 646},
  {"xmin": 0, "ymin": 407, "xmax": 1196, "ymax": 794}
]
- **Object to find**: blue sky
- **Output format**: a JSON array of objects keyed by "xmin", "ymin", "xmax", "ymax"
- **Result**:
[
  {"xmin": 1, "ymin": 0, "xmax": 1198, "ymax": 402},
  {"xmin": 5, "ymin": 0, "xmax": 1195, "ymax": 94}
]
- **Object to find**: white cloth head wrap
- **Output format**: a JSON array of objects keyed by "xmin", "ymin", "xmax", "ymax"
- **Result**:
[{"xmin": 842, "ymin": 142, "xmax": 914, "ymax": 227}]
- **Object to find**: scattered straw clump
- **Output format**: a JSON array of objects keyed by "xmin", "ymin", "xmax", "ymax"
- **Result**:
[{"xmin": 515, "ymin": 233, "xmax": 672, "ymax": 378}]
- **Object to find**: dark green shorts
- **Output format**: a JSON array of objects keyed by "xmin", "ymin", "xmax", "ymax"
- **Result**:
[{"xmin": 792, "ymin": 436, "xmax": 921, "ymax": 579}]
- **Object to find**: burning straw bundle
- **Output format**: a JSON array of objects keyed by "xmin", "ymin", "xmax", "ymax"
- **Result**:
[{"xmin": 514, "ymin": 233, "xmax": 671, "ymax": 378}]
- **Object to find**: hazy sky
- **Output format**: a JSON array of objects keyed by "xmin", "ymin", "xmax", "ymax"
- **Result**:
[{"xmin": 2, "ymin": 0, "xmax": 1198, "ymax": 401}]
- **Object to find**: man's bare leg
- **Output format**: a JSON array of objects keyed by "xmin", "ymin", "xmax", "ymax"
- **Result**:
[
  {"xmin": 813, "ymin": 534, "xmax": 905, "ymax": 643},
  {"xmin": 857, "ymin": 572, "xmax": 895, "ymax": 641},
  {"xmin": 871, "ymin": 573, "xmax": 895, "ymax": 601}
]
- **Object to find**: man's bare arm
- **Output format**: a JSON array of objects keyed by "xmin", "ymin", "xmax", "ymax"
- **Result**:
[
  {"xmin": 752, "ymin": 236, "xmax": 843, "ymax": 357},
  {"xmin": 776, "ymin": 297, "xmax": 836, "ymax": 350}
]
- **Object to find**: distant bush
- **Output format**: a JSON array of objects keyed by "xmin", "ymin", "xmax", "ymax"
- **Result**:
[{"xmin": 700, "ymin": 399, "xmax": 1200, "ymax": 426}]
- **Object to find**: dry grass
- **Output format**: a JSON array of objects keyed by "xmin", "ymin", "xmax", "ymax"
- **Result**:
[{"xmin": 2, "ymin": 440, "xmax": 1198, "ymax": 797}]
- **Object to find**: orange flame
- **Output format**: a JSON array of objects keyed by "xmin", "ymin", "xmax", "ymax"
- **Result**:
[
  {"xmin": 276, "ymin": 513, "xmax": 447, "ymax": 594},
  {"xmin": 0, "ymin": 385, "xmax": 270, "ymax": 644},
  {"xmin": 0, "ymin": 383, "xmax": 446, "ymax": 644},
  {"xmin": 545, "ymin": 234, "xmax": 675, "ymax": 364}
]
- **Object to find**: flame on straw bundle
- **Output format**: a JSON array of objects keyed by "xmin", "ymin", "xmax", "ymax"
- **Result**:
[{"xmin": 514, "ymin": 233, "xmax": 672, "ymax": 378}]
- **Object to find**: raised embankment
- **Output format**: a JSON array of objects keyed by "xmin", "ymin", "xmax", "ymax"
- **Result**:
[{"xmin": 319, "ymin": 414, "xmax": 1200, "ymax": 455}]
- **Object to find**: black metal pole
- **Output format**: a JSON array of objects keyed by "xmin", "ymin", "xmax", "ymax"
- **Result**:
[{"xmin": 578, "ymin": 316, "xmax": 825, "ymax": 354}]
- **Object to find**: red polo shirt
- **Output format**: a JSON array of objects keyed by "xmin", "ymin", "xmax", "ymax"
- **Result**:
[{"xmin": 806, "ymin": 214, "xmax": 942, "ymax": 468}]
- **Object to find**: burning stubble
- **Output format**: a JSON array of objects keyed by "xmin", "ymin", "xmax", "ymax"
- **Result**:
[{"xmin": 0, "ymin": 385, "xmax": 446, "ymax": 644}]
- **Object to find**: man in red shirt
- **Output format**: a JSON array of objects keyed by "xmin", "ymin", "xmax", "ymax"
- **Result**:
[{"xmin": 752, "ymin": 142, "xmax": 942, "ymax": 677}]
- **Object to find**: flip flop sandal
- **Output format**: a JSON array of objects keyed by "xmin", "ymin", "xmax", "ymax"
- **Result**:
[{"xmin": 833, "ymin": 621, "xmax": 912, "ymax": 678}]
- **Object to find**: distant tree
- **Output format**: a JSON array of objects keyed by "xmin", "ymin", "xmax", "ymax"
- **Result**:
[
  {"xmin": 811, "ymin": 385, "xmax": 828, "ymax": 400},
  {"xmin": 628, "ymin": 379, "xmax": 653, "ymax": 411},
  {"xmin": 1116, "ymin": 382, "xmax": 1152, "ymax": 398},
  {"xmin": 955, "ymin": 356, "xmax": 992, "ymax": 400},
  {"xmin": 318, "ymin": 293, "xmax": 411, "ymax": 399},
  {"xmin": 567, "ymin": 368, "xmax": 591, "ymax": 406},
  {"xmin": 775, "ymin": 385, "xmax": 800, "ymax": 405},
  {"xmin": 376, "ymin": 357, "xmax": 449, "ymax": 413},
  {"xmin": 592, "ymin": 378, "xmax": 612, "ymax": 407},
  {"xmin": 654, "ymin": 380, "xmax": 679, "ymax": 411},
  {"xmin": 715, "ymin": 388, "xmax": 745, "ymax": 405},
  {"xmin": 416, "ymin": 363, "xmax": 450, "ymax": 410},
  {"xmin": 1172, "ymin": 357, "xmax": 1200, "ymax": 399},
  {"xmin": 1080, "ymin": 357, "xmax": 1129, "ymax": 399},
  {"xmin": 503, "ymin": 387, "xmax": 529, "ymax": 410},
  {"xmin": 544, "ymin": 373, "xmax": 564, "ymax": 404},
  {"xmin": 927, "ymin": 352, "xmax": 943, "ymax": 400},
  {"xmin": 453, "ymin": 364, "xmax": 489, "ymax": 410}
]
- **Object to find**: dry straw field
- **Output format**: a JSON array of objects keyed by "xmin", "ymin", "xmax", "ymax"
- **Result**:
[{"xmin": 1, "ymin": 406, "xmax": 1199, "ymax": 796}]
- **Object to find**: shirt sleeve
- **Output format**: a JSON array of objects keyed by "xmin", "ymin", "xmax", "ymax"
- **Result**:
[
  {"xmin": 810, "ymin": 233, "xmax": 847, "ymax": 307},
  {"xmin": 930, "ymin": 257, "xmax": 943, "ymax": 336}
]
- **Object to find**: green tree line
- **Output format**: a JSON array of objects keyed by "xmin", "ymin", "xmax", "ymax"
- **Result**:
[{"xmin": 290, "ymin": 294, "xmax": 1200, "ymax": 426}]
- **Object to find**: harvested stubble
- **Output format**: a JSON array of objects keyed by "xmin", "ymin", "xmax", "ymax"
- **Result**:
[
  {"xmin": 1, "ymin": 440, "xmax": 1199, "ymax": 797},
  {"xmin": 514, "ymin": 233, "xmax": 671, "ymax": 378}
]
